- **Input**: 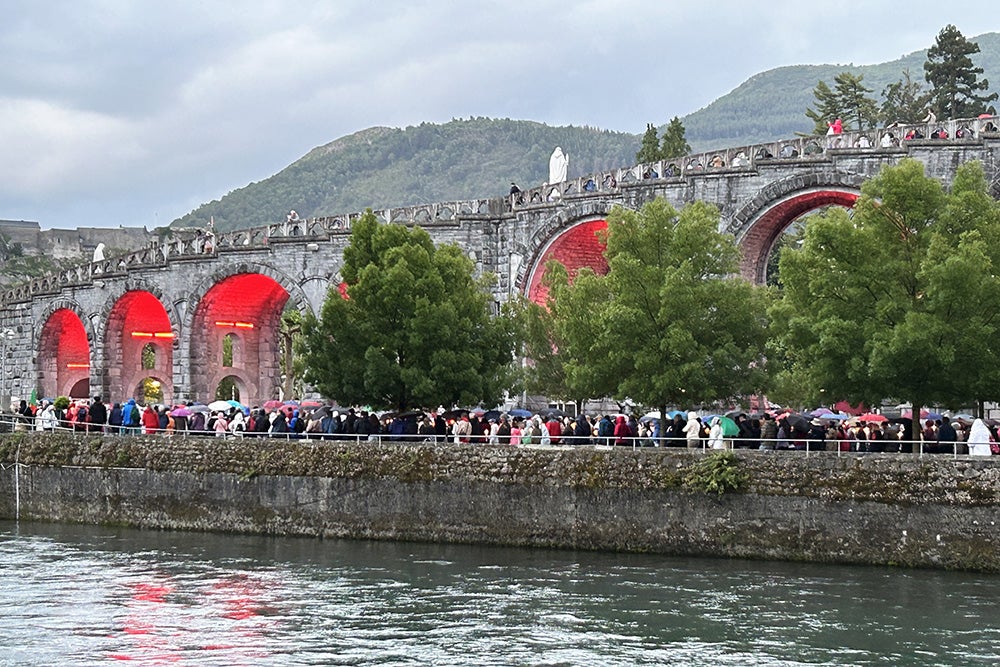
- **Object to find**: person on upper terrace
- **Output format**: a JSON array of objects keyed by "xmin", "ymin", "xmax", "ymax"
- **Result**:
[
  {"xmin": 827, "ymin": 118, "xmax": 843, "ymax": 135},
  {"xmin": 922, "ymin": 108, "xmax": 937, "ymax": 124}
]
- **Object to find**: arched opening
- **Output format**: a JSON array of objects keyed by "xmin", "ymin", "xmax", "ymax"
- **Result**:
[
  {"xmin": 141, "ymin": 343, "xmax": 156, "ymax": 370},
  {"xmin": 37, "ymin": 308, "xmax": 90, "ymax": 399},
  {"xmin": 105, "ymin": 291, "xmax": 174, "ymax": 404},
  {"xmin": 135, "ymin": 376, "xmax": 165, "ymax": 406},
  {"xmin": 221, "ymin": 333, "xmax": 239, "ymax": 368},
  {"xmin": 190, "ymin": 273, "xmax": 290, "ymax": 407},
  {"xmin": 215, "ymin": 375, "xmax": 245, "ymax": 402},
  {"xmin": 738, "ymin": 189, "xmax": 860, "ymax": 284},
  {"xmin": 526, "ymin": 219, "xmax": 608, "ymax": 305}
]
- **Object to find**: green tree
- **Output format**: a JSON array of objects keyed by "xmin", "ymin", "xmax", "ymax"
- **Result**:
[
  {"xmin": 542, "ymin": 199, "xmax": 770, "ymax": 434},
  {"xmin": 833, "ymin": 72, "xmax": 879, "ymax": 131},
  {"xmin": 636, "ymin": 123, "xmax": 661, "ymax": 163},
  {"xmin": 924, "ymin": 24, "xmax": 998, "ymax": 119},
  {"xmin": 881, "ymin": 68, "xmax": 932, "ymax": 124},
  {"xmin": 806, "ymin": 79, "xmax": 841, "ymax": 134},
  {"xmin": 770, "ymin": 159, "xmax": 1000, "ymax": 441},
  {"xmin": 660, "ymin": 117, "xmax": 691, "ymax": 159},
  {"xmin": 521, "ymin": 262, "xmax": 616, "ymax": 410},
  {"xmin": 300, "ymin": 210, "xmax": 518, "ymax": 411},
  {"xmin": 806, "ymin": 73, "xmax": 879, "ymax": 133}
]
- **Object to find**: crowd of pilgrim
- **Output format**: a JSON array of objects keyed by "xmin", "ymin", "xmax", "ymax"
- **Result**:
[{"xmin": 6, "ymin": 396, "xmax": 998, "ymax": 455}]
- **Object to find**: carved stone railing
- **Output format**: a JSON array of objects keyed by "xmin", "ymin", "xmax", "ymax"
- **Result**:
[{"xmin": 3, "ymin": 114, "xmax": 998, "ymax": 305}]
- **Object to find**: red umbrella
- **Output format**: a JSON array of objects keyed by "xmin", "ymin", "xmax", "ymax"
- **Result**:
[
  {"xmin": 263, "ymin": 399, "xmax": 283, "ymax": 410},
  {"xmin": 858, "ymin": 413, "xmax": 887, "ymax": 423},
  {"xmin": 301, "ymin": 400, "xmax": 323, "ymax": 408}
]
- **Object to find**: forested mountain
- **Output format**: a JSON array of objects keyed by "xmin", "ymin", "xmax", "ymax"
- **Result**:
[
  {"xmin": 684, "ymin": 32, "xmax": 1000, "ymax": 149},
  {"xmin": 171, "ymin": 120, "xmax": 639, "ymax": 232},
  {"xmin": 171, "ymin": 33, "xmax": 1000, "ymax": 232}
]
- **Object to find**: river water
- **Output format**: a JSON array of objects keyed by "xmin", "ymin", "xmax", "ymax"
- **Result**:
[{"xmin": 0, "ymin": 521, "xmax": 997, "ymax": 666}]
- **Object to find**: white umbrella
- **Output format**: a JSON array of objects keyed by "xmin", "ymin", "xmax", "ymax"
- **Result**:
[{"xmin": 207, "ymin": 399, "xmax": 232, "ymax": 412}]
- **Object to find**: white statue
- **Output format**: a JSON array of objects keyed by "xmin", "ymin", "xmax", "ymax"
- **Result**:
[
  {"xmin": 548, "ymin": 147, "xmax": 568, "ymax": 185},
  {"xmin": 92, "ymin": 243, "xmax": 105, "ymax": 262}
]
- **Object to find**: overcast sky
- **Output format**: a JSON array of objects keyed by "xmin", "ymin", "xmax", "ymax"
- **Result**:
[{"xmin": 2, "ymin": 1, "xmax": 997, "ymax": 230}]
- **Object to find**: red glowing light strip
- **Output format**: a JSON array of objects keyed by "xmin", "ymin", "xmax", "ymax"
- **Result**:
[
  {"xmin": 131, "ymin": 332, "xmax": 175, "ymax": 339},
  {"xmin": 66, "ymin": 363, "xmax": 90, "ymax": 369},
  {"xmin": 214, "ymin": 321, "xmax": 254, "ymax": 329}
]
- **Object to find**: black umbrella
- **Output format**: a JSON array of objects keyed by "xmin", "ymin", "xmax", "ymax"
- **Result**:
[
  {"xmin": 542, "ymin": 408, "xmax": 567, "ymax": 419},
  {"xmin": 483, "ymin": 410, "xmax": 503, "ymax": 422},
  {"xmin": 783, "ymin": 413, "xmax": 811, "ymax": 432},
  {"xmin": 725, "ymin": 409, "xmax": 746, "ymax": 419}
]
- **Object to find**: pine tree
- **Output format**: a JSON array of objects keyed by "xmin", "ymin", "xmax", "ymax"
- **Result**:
[
  {"xmin": 636, "ymin": 123, "xmax": 661, "ymax": 163},
  {"xmin": 924, "ymin": 24, "xmax": 998, "ymax": 119},
  {"xmin": 833, "ymin": 72, "xmax": 879, "ymax": 131},
  {"xmin": 805, "ymin": 80, "xmax": 841, "ymax": 134},
  {"xmin": 660, "ymin": 117, "xmax": 690, "ymax": 159},
  {"xmin": 881, "ymin": 69, "xmax": 931, "ymax": 124}
]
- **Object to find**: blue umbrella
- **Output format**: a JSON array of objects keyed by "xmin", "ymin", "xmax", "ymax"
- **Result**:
[
  {"xmin": 508, "ymin": 408, "xmax": 533, "ymax": 418},
  {"xmin": 226, "ymin": 399, "xmax": 249, "ymax": 415}
]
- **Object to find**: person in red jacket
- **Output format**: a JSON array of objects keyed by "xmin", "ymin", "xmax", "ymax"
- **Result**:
[
  {"xmin": 614, "ymin": 415, "xmax": 632, "ymax": 446},
  {"xmin": 545, "ymin": 416, "xmax": 562, "ymax": 445},
  {"xmin": 141, "ymin": 404, "xmax": 161, "ymax": 434}
]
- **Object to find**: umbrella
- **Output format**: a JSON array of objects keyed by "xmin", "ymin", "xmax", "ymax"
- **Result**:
[
  {"xmin": 398, "ymin": 409, "xmax": 426, "ymax": 419},
  {"xmin": 263, "ymin": 399, "xmax": 283, "ymax": 410},
  {"xmin": 782, "ymin": 413, "xmax": 811, "ymax": 431},
  {"xmin": 725, "ymin": 409, "xmax": 746, "ymax": 419},
  {"xmin": 817, "ymin": 411, "xmax": 850, "ymax": 421},
  {"xmin": 639, "ymin": 414, "xmax": 659, "ymax": 424},
  {"xmin": 508, "ymin": 408, "xmax": 533, "ymax": 418},
  {"xmin": 169, "ymin": 406, "xmax": 192, "ymax": 417},
  {"xmin": 312, "ymin": 406, "xmax": 332, "ymax": 419},
  {"xmin": 857, "ymin": 413, "xmax": 888, "ymax": 423},
  {"xmin": 188, "ymin": 404, "xmax": 211, "ymax": 414},
  {"xmin": 542, "ymin": 408, "xmax": 567, "ymax": 419},
  {"xmin": 300, "ymin": 400, "xmax": 323, "ymax": 409},
  {"xmin": 483, "ymin": 410, "xmax": 503, "ymax": 422},
  {"xmin": 951, "ymin": 414, "xmax": 975, "ymax": 421},
  {"xmin": 207, "ymin": 400, "xmax": 233, "ymax": 412},
  {"xmin": 808, "ymin": 408, "xmax": 830, "ymax": 417},
  {"xmin": 717, "ymin": 416, "xmax": 740, "ymax": 437}
]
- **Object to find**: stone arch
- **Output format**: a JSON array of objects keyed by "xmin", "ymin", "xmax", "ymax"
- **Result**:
[
  {"xmin": 101, "ymin": 289, "xmax": 177, "ymax": 404},
  {"xmin": 515, "ymin": 201, "xmax": 628, "ymax": 300},
  {"xmin": 35, "ymin": 300, "xmax": 95, "ymax": 400},
  {"xmin": 182, "ymin": 262, "xmax": 310, "ymax": 407},
  {"xmin": 728, "ymin": 173, "xmax": 865, "ymax": 284}
]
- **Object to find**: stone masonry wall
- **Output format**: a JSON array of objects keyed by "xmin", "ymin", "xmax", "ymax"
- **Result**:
[{"xmin": 0, "ymin": 434, "xmax": 998, "ymax": 572}]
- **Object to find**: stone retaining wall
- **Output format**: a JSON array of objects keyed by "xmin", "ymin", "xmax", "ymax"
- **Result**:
[{"xmin": 1, "ymin": 434, "xmax": 998, "ymax": 571}]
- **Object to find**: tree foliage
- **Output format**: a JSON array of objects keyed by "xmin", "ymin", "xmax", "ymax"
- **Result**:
[
  {"xmin": 521, "ymin": 262, "xmax": 615, "ymax": 407},
  {"xmin": 924, "ymin": 24, "xmax": 998, "ymax": 119},
  {"xmin": 300, "ymin": 210, "xmax": 518, "ymax": 411},
  {"xmin": 770, "ymin": 159, "xmax": 1000, "ymax": 439},
  {"xmin": 805, "ymin": 72, "xmax": 879, "ymax": 133},
  {"xmin": 634, "ymin": 117, "xmax": 691, "ymax": 163},
  {"xmin": 532, "ymin": 199, "xmax": 770, "ymax": 424},
  {"xmin": 880, "ymin": 68, "xmax": 932, "ymax": 124}
]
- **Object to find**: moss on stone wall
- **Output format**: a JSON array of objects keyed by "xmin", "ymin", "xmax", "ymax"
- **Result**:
[{"xmin": 2, "ymin": 434, "xmax": 999, "ymax": 507}]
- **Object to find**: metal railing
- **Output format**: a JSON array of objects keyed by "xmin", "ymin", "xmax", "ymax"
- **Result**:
[{"xmin": 0, "ymin": 414, "xmax": 991, "ymax": 459}]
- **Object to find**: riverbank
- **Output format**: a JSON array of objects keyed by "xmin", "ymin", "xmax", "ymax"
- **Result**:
[{"xmin": 1, "ymin": 433, "xmax": 998, "ymax": 571}]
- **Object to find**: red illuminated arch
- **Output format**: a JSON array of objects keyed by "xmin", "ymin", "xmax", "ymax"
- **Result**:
[
  {"xmin": 105, "ymin": 291, "xmax": 174, "ymax": 403},
  {"xmin": 189, "ymin": 273, "xmax": 290, "ymax": 406},
  {"xmin": 526, "ymin": 219, "xmax": 608, "ymax": 305},
  {"xmin": 38, "ymin": 308, "xmax": 90, "ymax": 398},
  {"xmin": 738, "ymin": 188, "xmax": 860, "ymax": 284}
]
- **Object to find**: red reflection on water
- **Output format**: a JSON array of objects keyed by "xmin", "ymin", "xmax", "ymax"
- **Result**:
[{"xmin": 108, "ymin": 574, "xmax": 278, "ymax": 663}]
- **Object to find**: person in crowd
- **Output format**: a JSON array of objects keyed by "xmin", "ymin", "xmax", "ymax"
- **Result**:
[
  {"xmin": 808, "ymin": 418, "xmax": 826, "ymax": 450},
  {"xmin": 497, "ymin": 416, "xmax": 512, "ymax": 444},
  {"xmin": 509, "ymin": 419, "xmax": 522, "ymax": 446},
  {"xmin": 597, "ymin": 414, "xmax": 613, "ymax": 446},
  {"xmin": 453, "ymin": 414, "xmax": 472, "ymax": 444},
  {"xmin": 269, "ymin": 408, "xmax": 288, "ymax": 436},
  {"xmin": 968, "ymin": 418, "xmax": 993, "ymax": 456},
  {"xmin": 418, "ymin": 416, "xmax": 436, "ymax": 441},
  {"xmin": 88, "ymin": 396, "xmax": 108, "ymax": 434},
  {"xmin": 108, "ymin": 402, "xmax": 123, "ymax": 434},
  {"xmin": 613, "ymin": 415, "xmax": 631, "ymax": 446},
  {"xmin": 141, "ymin": 404, "xmax": 160, "ymax": 434},
  {"xmin": 15, "ymin": 399, "xmax": 33, "ymax": 431},
  {"xmin": 684, "ymin": 411, "xmax": 702, "ymax": 448},
  {"xmin": 213, "ymin": 411, "xmax": 229, "ymax": 437},
  {"xmin": 708, "ymin": 417, "xmax": 726, "ymax": 449},
  {"xmin": 759, "ymin": 413, "xmax": 777, "ymax": 450},
  {"xmin": 545, "ymin": 415, "xmax": 562, "ymax": 445},
  {"xmin": 36, "ymin": 400, "xmax": 57, "ymax": 433},
  {"xmin": 936, "ymin": 416, "xmax": 957, "ymax": 454}
]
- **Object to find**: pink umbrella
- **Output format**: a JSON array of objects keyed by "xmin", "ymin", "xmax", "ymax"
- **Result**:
[{"xmin": 858, "ymin": 413, "xmax": 888, "ymax": 423}]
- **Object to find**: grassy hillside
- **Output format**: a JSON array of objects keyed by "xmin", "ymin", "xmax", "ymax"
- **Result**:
[{"xmin": 172, "ymin": 33, "xmax": 1000, "ymax": 231}]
